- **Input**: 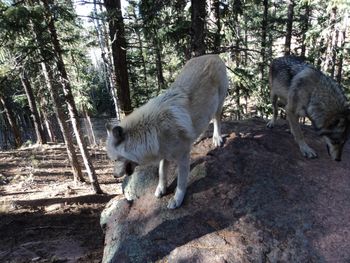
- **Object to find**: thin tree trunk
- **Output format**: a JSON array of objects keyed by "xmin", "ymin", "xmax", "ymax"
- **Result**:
[
  {"xmin": 0, "ymin": 95, "xmax": 22, "ymax": 147},
  {"xmin": 135, "ymin": 25, "xmax": 149, "ymax": 93},
  {"xmin": 129, "ymin": 6, "xmax": 150, "ymax": 95},
  {"xmin": 93, "ymin": 0, "xmax": 120, "ymax": 120},
  {"xmin": 317, "ymin": 37, "xmax": 325, "ymax": 69},
  {"xmin": 42, "ymin": 0, "xmax": 102, "ymax": 194},
  {"xmin": 20, "ymin": 112, "xmax": 32, "ymax": 139},
  {"xmin": 336, "ymin": 29, "xmax": 346, "ymax": 84},
  {"xmin": 300, "ymin": 3, "xmax": 310, "ymax": 57},
  {"xmin": 0, "ymin": 119, "xmax": 10, "ymax": 149},
  {"xmin": 323, "ymin": 10, "xmax": 335, "ymax": 72},
  {"xmin": 38, "ymin": 96, "xmax": 56, "ymax": 143},
  {"xmin": 20, "ymin": 70, "xmax": 47, "ymax": 145},
  {"xmin": 212, "ymin": 0, "xmax": 221, "ymax": 53},
  {"xmin": 261, "ymin": 0, "xmax": 268, "ymax": 87},
  {"xmin": 233, "ymin": 0, "xmax": 242, "ymax": 119},
  {"xmin": 329, "ymin": 7, "xmax": 338, "ymax": 78},
  {"xmin": 83, "ymin": 106, "xmax": 96, "ymax": 146},
  {"xmin": 41, "ymin": 63, "xmax": 85, "ymax": 183},
  {"xmin": 191, "ymin": 0, "xmax": 207, "ymax": 57},
  {"xmin": 152, "ymin": 28, "xmax": 165, "ymax": 92},
  {"xmin": 244, "ymin": 9, "xmax": 248, "ymax": 65},
  {"xmin": 284, "ymin": 0, "xmax": 294, "ymax": 55},
  {"xmin": 102, "ymin": 9, "xmax": 120, "ymax": 120},
  {"xmin": 41, "ymin": 108, "xmax": 55, "ymax": 143},
  {"xmin": 330, "ymin": 29, "xmax": 339, "ymax": 79},
  {"xmin": 104, "ymin": 0, "xmax": 133, "ymax": 116}
]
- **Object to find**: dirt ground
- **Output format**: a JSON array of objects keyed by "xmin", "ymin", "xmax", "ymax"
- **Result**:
[{"xmin": 0, "ymin": 143, "xmax": 121, "ymax": 263}]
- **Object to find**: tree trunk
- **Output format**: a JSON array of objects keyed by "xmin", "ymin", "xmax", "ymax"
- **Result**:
[
  {"xmin": 260, "ymin": 0, "xmax": 268, "ymax": 87},
  {"xmin": 42, "ymin": 0, "xmax": 103, "ymax": 194},
  {"xmin": 102, "ymin": 14, "xmax": 121, "ymax": 120},
  {"xmin": 233, "ymin": 0, "xmax": 242, "ymax": 119},
  {"xmin": 0, "ymin": 119, "xmax": 10, "ymax": 149},
  {"xmin": 152, "ymin": 28, "xmax": 165, "ymax": 92},
  {"xmin": 41, "ymin": 108, "xmax": 55, "ymax": 143},
  {"xmin": 243, "ymin": 9, "xmax": 249, "ymax": 65},
  {"xmin": 212, "ymin": 0, "xmax": 221, "ymax": 53},
  {"xmin": 316, "ymin": 37, "xmax": 325, "ymax": 70},
  {"xmin": 322, "ymin": 10, "xmax": 335, "ymax": 73},
  {"xmin": 191, "ymin": 0, "xmax": 207, "ymax": 57},
  {"xmin": 41, "ymin": 62, "xmax": 85, "ymax": 183},
  {"xmin": 300, "ymin": 3, "xmax": 310, "ymax": 57},
  {"xmin": 135, "ymin": 26, "xmax": 149, "ymax": 94},
  {"xmin": 284, "ymin": 0, "xmax": 294, "ymax": 55},
  {"xmin": 20, "ymin": 70, "xmax": 47, "ymax": 145},
  {"xmin": 93, "ymin": 0, "xmax": 120, "ymax": 120},
  {"xmin": 83, "ymin": 106, "xmax": 96, "ymax": 146},
  {"xmin": 330, "ymin": 29, "xmax": 339, "ymax": 79},
  {"xmin": 329, "ymin": 7, "xmax": 338, "ymax": 78},
  {"xmin": 104, "ymin": 0, "xmax": 133, "ymax": 116},
  {"xmin": 38, "ymin": 95, "xmax": 56, "ymax": 143},
  {"xmin": 336, "ymin": 29, "xmax": 346, "ymax": 84},
  {"xmin": 0, "ymin": 95, "xmax": 22, "ymax": 147}
]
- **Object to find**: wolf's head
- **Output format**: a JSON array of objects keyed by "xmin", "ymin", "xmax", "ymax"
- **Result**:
[
  {"xmin": 105, "ymin": 123, "xmax": 138, "ymax": 177},
  {"xmin": 318, "ymin": 110, "xmax": 350, "ymax": 161}
]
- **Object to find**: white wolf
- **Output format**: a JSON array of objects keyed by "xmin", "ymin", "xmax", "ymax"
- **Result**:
[{"xmin": 106, "ymin": 54, "xmax": 228, "ymax": 209}]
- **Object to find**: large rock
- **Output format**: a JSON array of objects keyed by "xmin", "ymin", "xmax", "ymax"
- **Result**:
[{"xmin": 101, "ymin": 118, "xmax": 350, "ymax": 263}]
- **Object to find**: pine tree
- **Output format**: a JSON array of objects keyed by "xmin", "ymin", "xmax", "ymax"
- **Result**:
[
  {"xmin": 104, "ymin": 0, "xmax": 133, "ymax": 116},
  {"xmin": 19, "ymin": 69, "xmax": 47, "ymax": 145},
  {"xmin": 191, "ymin": 0, "xmax": 207, "ymax": 57},
  {"xmin": 42, "ymin": 0, "xmax": 103, "ymax": 194}
]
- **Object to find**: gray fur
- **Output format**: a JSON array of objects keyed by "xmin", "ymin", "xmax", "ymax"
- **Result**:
[
  {"xmin": 106, "ymin": 55, "xmax": 228, "ymax": 208},
  {"xmin": 267, "ymin": 56, "xmax": 350, "ymax": 161}
]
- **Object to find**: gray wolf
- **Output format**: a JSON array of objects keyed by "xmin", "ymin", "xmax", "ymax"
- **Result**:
[
  {"xmin": 267, "ymin": 56, "xmax": 350, "ymax": 161},
  {"xmin": 106, "ymin": 54, "xmax": 228, "ymax": 209}
]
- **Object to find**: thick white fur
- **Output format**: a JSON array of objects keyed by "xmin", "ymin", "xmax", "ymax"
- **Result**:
[{"xmin": 106, "ymin": 54, "xmax": 228, "ymax": 209}]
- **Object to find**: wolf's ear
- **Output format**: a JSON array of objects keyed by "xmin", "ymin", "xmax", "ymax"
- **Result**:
[{"xmin": 112, "ymin": 126, "xmax": 125, "ymax": 144}]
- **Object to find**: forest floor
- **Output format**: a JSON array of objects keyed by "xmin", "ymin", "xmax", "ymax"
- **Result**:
[{"xmin": 0, "ymin": 143, "xmax": 119, "ymax": 263}]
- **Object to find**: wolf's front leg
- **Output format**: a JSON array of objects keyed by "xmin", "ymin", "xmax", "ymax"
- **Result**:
[
  {"xmin": 167, "ymin": 153, "xmax": 190, "ymax": 209},
  {"xmin": 212, "ymin": 112, "xmax": 223, "ymax": 147},
  {"xmin": 287, "ymin": 110, "xmax": 317, "ymax": 158},
  {"xmin": 267, "ymin": 94, "xmax": 278, "ymax": 128},
  {"xmin": 155, "ymin": 159, "xmax": 169, "ymax": 198}
]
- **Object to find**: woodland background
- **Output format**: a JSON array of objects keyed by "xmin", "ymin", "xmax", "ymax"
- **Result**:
[{"xmin": 0, "ymin": 0, "xmax": 349, "ymax": 191}]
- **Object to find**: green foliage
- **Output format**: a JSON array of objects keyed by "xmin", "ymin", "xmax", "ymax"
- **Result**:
[
  {"xmin": 2, "ymin": 5, "xmax": 31, "ymax": 31},
  {"xmin": 115, "ymin": 0, "xmax": 350, "ymax": 118}
]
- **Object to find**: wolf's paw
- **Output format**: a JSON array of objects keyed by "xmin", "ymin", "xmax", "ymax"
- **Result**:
[
  {"xmin": 167, "ymin": 189, "xmax": 185, "ymax": 209},
  {"xmin": 213, "ymin": 136, "xmax": 223, "ymax": 147},
  {"xmin": 154, "ymin": 185, "xmax": 166, "ymax": 198},
  {"xmin": 167, "ymin": 197, "xmax": 180, "ymax": 209},
  {"xmin": 266, "ymin": 120, "xmax": 275, "ymax": 128},
  {"xmin": 300, "ymin": 144, "xmax": 318, "ymax": 159}
]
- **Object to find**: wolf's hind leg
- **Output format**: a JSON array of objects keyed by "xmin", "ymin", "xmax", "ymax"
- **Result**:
[
  {"xmin": 155, "ymin": 159, "xmax": 169, "ymax": 198},
  {"xmin": 212, "ymin": 110, "xmax": 223, "ymax": 147},
  {"xmin": 167, "ymin": 153, "xmax": 190, "ymax": 209},
  {"xmin": 286, "ymin": 110, "xmax": 317, "ymax": 158},
  {"xmin": 267, "ymin": 94, "xmax": 278, "ymax": 128}
]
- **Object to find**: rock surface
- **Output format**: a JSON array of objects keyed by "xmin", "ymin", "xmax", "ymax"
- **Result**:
[{"xmin": 101, "ymin": 118, "xmax": 350, "ymax": 263}]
